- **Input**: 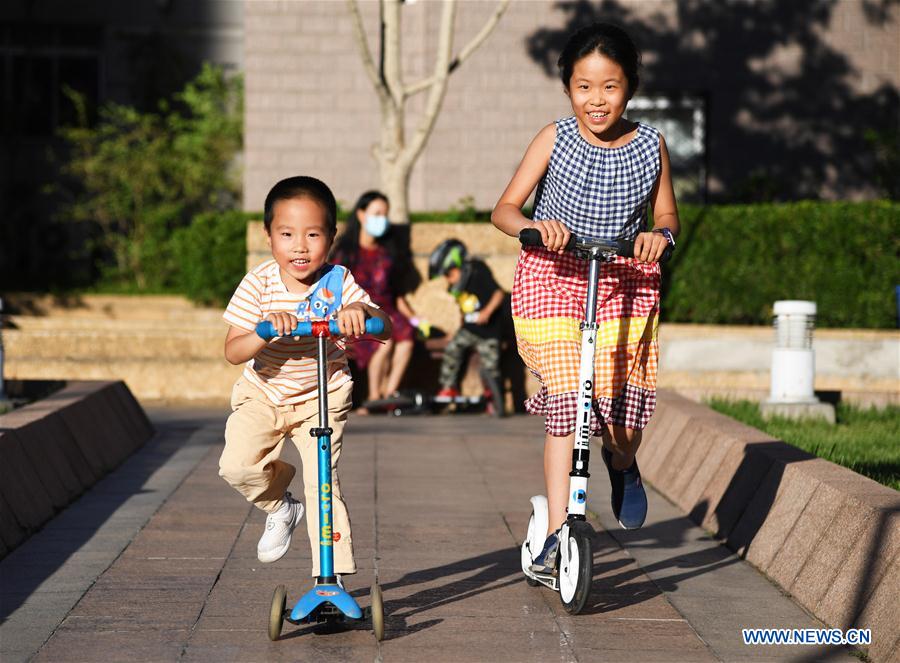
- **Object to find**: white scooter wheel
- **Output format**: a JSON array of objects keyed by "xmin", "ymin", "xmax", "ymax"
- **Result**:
[
  {"xmin": 521, "ymin": 512, "xmax": 540, "ymax": 586},
  {"xmin": 521, "ymin": 495, "xmax": 549, "ymax": 586},
  {"xmin": 558, "ymin": 521, "xmax": 593, "ymax": 614}
]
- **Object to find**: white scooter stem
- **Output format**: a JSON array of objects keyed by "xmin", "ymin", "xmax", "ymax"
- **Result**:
[{"xmin": 566, "ymin": 252, "xmax": 603, "ymax": 519}]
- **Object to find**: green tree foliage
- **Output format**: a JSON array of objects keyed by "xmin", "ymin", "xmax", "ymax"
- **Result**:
[
  {"xmin": 864, "ymin": 128, "xmax": 900, "ymax": 200},
  {"xmin": 662, "ymin": 201, "xmax": 900, "ymax": 328},
  {"xmin": 58, "ymin": 64, "xmax": 243, "ymax": 290}
]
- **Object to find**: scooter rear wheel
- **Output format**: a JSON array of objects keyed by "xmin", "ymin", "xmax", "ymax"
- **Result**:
[
  {"xmin": 559, "ymin": 522, "xmax": 592, "ymax": 615},
  {"xmin": 370, "ymin": 582, "xmax": 385, "ymax": 641},
  {"xmin": 268, "ymin": 584, "xmax": 286, "ymax": 641}
]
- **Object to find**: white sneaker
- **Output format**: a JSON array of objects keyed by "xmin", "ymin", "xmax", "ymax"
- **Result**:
[{"xmin": 257, "ymin": 492, "xmax": 304, "ymax": 563}]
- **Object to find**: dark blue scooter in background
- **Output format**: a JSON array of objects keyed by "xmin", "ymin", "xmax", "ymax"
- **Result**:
[{"xmin": 256, "ymin": 317, "xmax": 386, "ymax": 642}]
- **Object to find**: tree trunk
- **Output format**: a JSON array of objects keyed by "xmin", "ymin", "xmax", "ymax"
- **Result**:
[
  {"xmin": 347, "ymin": 0, "xmax": 510, "ymax": 224},
  {"xmin": 380, "ymin": 161, "xmax": 411, "ymax": 225},
  {"xmin": 376, "ymin": 85, "xmax": 409, "ymax": 222}
]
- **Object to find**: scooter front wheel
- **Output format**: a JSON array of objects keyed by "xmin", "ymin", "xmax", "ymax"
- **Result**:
[
  {"xmin": 268, "ymin": 584, "xmax": 286, "ymax": 641},
  {"xmin": 370, "ymin": 582, "xmax": 385, "ymax": 641},
  {"xmin": 521, "ymin": 496, "xmax": 548, "ymax": 586},
  {"xmin": 521, "ymin": 512, "xmax": 542, "ymax": 586},
  {"xmin": 559, "ymin": 522, "xmax": 592, "ymax": 614}
]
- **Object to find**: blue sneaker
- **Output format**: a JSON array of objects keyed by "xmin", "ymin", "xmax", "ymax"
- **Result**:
[
  {"xmin": 529, "ymin": 531, "xmax": 560, "ymax": 575},
  {"xmin": 601, "ymin": 446, "xmax": 647, "ymax": 530}
]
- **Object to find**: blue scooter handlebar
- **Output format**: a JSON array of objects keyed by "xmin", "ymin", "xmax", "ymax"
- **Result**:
[
  {"xmin": 518, "ymin": 227, "xmax": 673, "ymax": 263},
  {"xmin": 255, "ymin": 317, "xmax": 385, "ymax": 341}
]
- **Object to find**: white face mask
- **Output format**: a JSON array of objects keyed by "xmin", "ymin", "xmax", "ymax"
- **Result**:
[{"xmin": 365, "ymin": 214, "xmax": 389, "ymax": 238}]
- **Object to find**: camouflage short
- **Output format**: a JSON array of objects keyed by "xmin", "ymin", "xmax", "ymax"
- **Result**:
[{"xmin": 439, "ymin": 328, "xmax": 501, "ymax": 389}]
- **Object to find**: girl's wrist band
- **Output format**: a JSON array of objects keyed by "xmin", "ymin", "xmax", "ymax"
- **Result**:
[{"xmin": 652, "ymin": 227, "xmax": 676, "ymax": 247}]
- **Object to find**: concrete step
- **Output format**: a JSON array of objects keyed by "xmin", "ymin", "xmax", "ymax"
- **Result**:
[
  {"xmin": 6, "ymin": 357, "xmax": 242, "ymax": 402},
  {"xmin": 5, "ymin": 328, "xmax": 224, "ymax": 360},
  {"xmin": 5, "ymin": 293, "xmax": 897, "ymax": 405},
  {"xmin": 3, "ymin": 294, "xmax": 224, "ymax": 323},
  {"xmin": 5, "ymin": 316, "xmax": 223, "ymax": 332}
]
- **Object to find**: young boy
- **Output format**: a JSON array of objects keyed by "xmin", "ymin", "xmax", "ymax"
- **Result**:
[
  {"xmin": 428, "ymin": 239, "xmax": 506, "ymax": 415},
  {"xmin": 220, "ymin": 176, "xmax": 391, "ymax": 578}
]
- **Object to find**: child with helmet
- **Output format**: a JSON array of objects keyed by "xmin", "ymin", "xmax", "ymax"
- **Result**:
[{"xmin": 428, "ymin": 239, "xmax": 506, "ymax": 416}]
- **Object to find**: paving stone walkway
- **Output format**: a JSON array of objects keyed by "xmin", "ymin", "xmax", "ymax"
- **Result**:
[{"xmin": 1, "ymin": 410, "xmax": 857, "ymax": 662}]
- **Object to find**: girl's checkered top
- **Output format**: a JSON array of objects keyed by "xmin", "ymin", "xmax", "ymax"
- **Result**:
[
  {"xmin": 534, "ymin": 117, "xmax": 660, "ymax": 241},
  {"xmin": 511, "ymin": 116, "xmax": 664, "ymax": 434}
]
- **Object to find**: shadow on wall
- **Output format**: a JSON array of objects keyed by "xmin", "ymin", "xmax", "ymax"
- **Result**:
[{"xmin": 526, "ymin": 0, "xmax": 900, "ymax": 202}]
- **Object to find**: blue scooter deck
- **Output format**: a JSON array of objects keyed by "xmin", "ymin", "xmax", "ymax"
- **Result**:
[{"xmin": 288, "ymin": 583, "xmax": 363, "ymax": 623}]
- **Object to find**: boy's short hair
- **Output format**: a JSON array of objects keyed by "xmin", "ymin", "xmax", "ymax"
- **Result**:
[{"xmin": 263, "ymin": 176, "xmax": 337, "ymax": 235}]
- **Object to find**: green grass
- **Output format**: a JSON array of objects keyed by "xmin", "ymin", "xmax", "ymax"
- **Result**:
[{"xmin": 707, "ymin": 399, "xmax": 900, "ymax": 491}]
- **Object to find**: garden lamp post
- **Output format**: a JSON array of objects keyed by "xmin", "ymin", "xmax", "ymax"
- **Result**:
[{"xmin": 761, "ymin": 300, "xmax": 835, "ymax": 423}]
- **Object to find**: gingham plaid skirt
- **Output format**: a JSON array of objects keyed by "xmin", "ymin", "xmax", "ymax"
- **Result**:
[{"xmin": 511, "ymin": 246, "xmax": 660, "ymax": 435}]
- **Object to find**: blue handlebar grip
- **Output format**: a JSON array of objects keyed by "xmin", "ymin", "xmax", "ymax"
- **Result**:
[
  {"xmin": 364, "ymin": 317, "xmax": 385, "ymax": 335},
  {"xmin": 255, "ymin": 317, "xmax": 385, "ymax": 340},
  {"xmin": 255, "ymin": 321, "xmax": 278, "ymax": 340}
]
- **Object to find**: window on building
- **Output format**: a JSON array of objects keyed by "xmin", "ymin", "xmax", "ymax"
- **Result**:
[
  {"xmin": 0, "ymin": 23, "xmax": 102, "ymax": 137},
  {"xmin": 627, "ymin": 96, "xmax": 706, "ymax": 203}
]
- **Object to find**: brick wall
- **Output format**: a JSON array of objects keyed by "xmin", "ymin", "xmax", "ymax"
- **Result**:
[{"xmin": 243, "ymin": 0, "xmax": 900, "ymax": 211}]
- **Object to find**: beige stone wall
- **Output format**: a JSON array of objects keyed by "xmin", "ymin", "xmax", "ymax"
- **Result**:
[
  {"xmin": 244, "ymin": 220, "xmax": 900, "ymax": 406},
  {"xmin": 4, "ymin": 292, "xmax": 896, "ymax": 405},
  {"xmin": 246, "ymin": 220, "xmax": 519, "ymax": 337},
  {"xmin": 243, "ymin": 0, "xmax": 899, "ymax": 210}
]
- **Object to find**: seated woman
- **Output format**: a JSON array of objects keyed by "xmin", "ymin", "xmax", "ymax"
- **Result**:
[{"xmin": 330, "ymin": 191, "xmax": 421, "ymax": 410}]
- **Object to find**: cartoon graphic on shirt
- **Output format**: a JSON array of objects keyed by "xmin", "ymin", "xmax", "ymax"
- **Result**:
[
  {"xmin": 310, "ymin": 287, "xmax": 336, "ymax": 316},
  {"xmin": 455, "ymin": 291, "xmax": 481, "ymax": 324},
  {"xmin": 295, "ymin": 265, "xmax": 346, "ymax": 320},
  {"xmin": 455, "ymin": 291, "xmax": 480, "ymax": 315}
]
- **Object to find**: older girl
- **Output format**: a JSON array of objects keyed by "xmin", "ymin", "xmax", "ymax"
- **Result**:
[{"xmin": 492, "ymin": 23, "xmax": 679, "ymax": 572}]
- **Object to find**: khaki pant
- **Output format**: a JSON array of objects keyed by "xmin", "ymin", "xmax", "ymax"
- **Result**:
[{"xmin": 219, "ymin": 378, "xmax": 356, "ymax": 576}]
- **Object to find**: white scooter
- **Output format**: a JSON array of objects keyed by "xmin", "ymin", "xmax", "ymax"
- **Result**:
[{"xmin": 518, "ymin": 227, "xmax": 671, "ymax": 614}]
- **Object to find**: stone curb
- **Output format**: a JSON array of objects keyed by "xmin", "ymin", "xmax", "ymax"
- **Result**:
[
  {"xmin": 640, "ymin": 390, "xmax": 900, "ymax": 662},
  {"xmin": 0, "ymin": 380, "xmax": 154, "ymax": 560}
]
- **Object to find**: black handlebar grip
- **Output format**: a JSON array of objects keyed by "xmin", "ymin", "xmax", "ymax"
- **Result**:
[
  {"xmin": 518, "ymin": 227, "xmax": 577, "ymax": 251},
  {"xmin": 661, "ymin": 244, "xmax": 675, "ymax": 263},
  {"xmin": 518, "ymin": 227, "xmax": 543, "ymax": 246},
  {"xmin": 616, "ymin": 239, "xmax": 634, "ymax": 258},
  {"xmin": 519, "ymin": 227, "xmax": 673, "ymax": 263},
  {"xmin": 620, "ymin": 240, "xmax": 675, "ymax": 263}
]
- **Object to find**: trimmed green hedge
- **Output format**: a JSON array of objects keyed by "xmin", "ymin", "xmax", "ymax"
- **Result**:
[
  {"xmin": 171, "ymin": 210, "xmax": 250, "ymax": 306},
  {"xmin": 120, "ymin": 200, "xmax": 898, "ymax": 327},
  {"xmin": 661, "ymin": 201, "xmax": 900, "ymax": 328}
]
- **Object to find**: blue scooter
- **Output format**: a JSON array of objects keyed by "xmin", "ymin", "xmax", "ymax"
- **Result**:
[{"xmin": 256, "ymin": 317, "xmax": 386, "ymax": 642}]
